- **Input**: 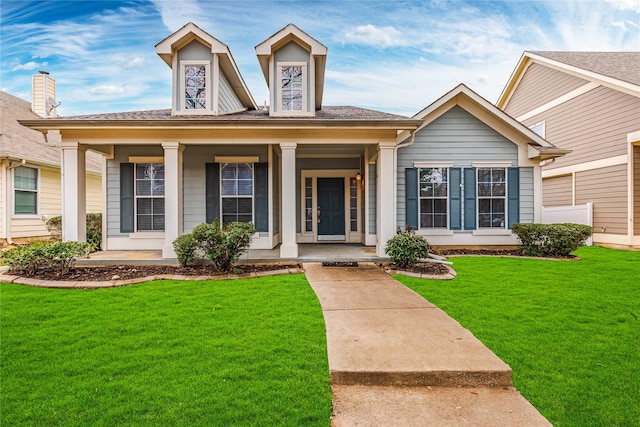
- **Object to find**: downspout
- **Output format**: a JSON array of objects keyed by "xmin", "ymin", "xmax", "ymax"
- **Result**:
[
  {"xmin": 393, "ymin": 131, "xmax": 416, "ymax": 231},
  {"xmin": 5, "ymin": 159, "xmax": 27, "ymax": 244}
]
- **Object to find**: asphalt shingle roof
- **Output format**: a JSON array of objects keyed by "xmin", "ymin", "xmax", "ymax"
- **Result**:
[{"xmin": 529, "ymin": 51, "xmax": 640, "ymax": 87}]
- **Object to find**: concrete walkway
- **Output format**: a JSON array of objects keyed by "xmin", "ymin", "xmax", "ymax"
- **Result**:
[{"xmin": 304, "ymin": 262, "xmax": 550, "ymax": 426}]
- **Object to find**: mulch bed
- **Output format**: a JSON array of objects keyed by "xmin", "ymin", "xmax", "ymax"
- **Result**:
[{"xmin": 380, "ymin": 262, "xmax": 451, "ymax": 276}]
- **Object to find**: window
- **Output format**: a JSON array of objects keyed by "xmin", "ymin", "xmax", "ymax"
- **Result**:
[
  {"xmin": 182, "ymin": 62, "xmax": 208, "ymax": 110},
  {"xmin": 221, "ymin": 163, "xmax": 253, "ymax": 225},
  {"xmin": 135, "ymin": 163, "xmax": 164, "ymax": 231},
  {"xmin": 305, "ymin": 177, "xmax": 313, "ymax": 232},
  {"xmin": 14, "ymin": 166, "xmax": 38, "ymax": 215},
  {"xmin": 280, "ymin": 64, "xmax": 305, "ymax": 111},
  {"xmin": 477, "ymin": 168, "xmax": 506, "ymax": 228},
  {"xmin": 419, "ymin": 168, "xmax": 448, "ymax": 228},
  {"xmin": 530, "ymin": 122, "xmax": 545, "ymax": 138},
  {"xmin": 350, "ymin": 178, "xmax": 358, "ymax": 232}
]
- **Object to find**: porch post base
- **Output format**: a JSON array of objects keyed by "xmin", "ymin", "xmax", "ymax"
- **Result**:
[
  {"xmin": 376, "ymin": 243, "xmax": 387, "ymax": 258},
  {"xmin": 162, "ymin": 244, "xmax": 177, "ymax": 259},
  {"xmin": 279, "ymin": 243, "xmax": 298, "ymax": 258}
]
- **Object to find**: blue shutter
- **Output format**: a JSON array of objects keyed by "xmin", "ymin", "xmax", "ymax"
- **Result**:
[
  {"xmin": 205, "ymin": 163, "xmax": 220, "ymax": 223},
  {"xmin": 463, "ymin": 167, "xmax": 476, "ymax": 230},
  {"xmin": 449, "ymin": 168, "xmax": 462, "ymax": 230},
  {"xmin": 405, "ymin": 168, "xmax": 418, "ymax": 230},
  {"xmin": 508, "ymin": 167, "xmax": 520, "ymax": 229},
  {"xmin": 120, "ymin": 163, "xmax": 134, "ymax": 233},
  {"xmin": 254, "ymin": 163, "xmax": 268, "ymax": 232}
]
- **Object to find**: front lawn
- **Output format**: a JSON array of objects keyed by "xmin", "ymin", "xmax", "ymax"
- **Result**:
[
  {"xmin": 396, "ymin": 246, "xmax": 640, "ymax": 427},
  {"xmin": 1, "ymin": 275, "xmax": 331, "ymax": 426}
]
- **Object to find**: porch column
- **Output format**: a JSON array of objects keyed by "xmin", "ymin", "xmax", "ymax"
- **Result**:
[
  {"xmin": 376, "ymin": 142, "xmax": 396, "ymax": 257},
  {"xmin": 61, "ymin": 141, "xmax": 87, "ymax": 242},
  {"xmin": 162, "ymin": 142, "xmax": 183, "ymax": 258},
  {"xmin": 280, "ymin": 142, "xmax": 298, "ymax": 258}
]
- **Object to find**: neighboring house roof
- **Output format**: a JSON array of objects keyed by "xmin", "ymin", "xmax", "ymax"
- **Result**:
[
  {"xmin": 20, "ymin": 106, "xmax": 422, "ymax": 130},
  {"xmin": 155, "ymin": 22, "xmax": 257, "ymax": 111},
  {"xmin": 498, "ymin": 51, "xmax": 640, "ymax": 108},
  {"xmin": 255, "ymin": 23, "xmax": 328, "ymax": 110},
  {"xmin": 405, "ymin": 83, "xmax": 570, "ymax": 161},
  {"xmin": 1, "ymin": 91, "xmax": 102, "ymax": 172}
]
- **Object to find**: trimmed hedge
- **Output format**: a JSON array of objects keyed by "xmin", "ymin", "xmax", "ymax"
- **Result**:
[
  {"xmin": 512, "ymin": 223, "xmax": 592, "ymax": 257},
  {"xmin": 384, "ymin": 226, "xmax": 430, "ymax": 268},
  {"xmin": 1, "ymin": 241, "xmax": 90, "ymax": 276}
]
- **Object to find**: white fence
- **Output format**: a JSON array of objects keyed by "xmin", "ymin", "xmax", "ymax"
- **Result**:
[{"xmin": 541, "ymin": 203, "xmax": 593, "ymax": 245}]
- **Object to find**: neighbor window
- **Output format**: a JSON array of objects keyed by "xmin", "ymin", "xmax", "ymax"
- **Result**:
[
  {"xmin": 419, "ymin": 168, "xmax": 448, "ymax": 228},
  {"xmin": 477, "ymin": 168, "xmax": 506, "ymax": 228},
  {"xmin": 280, "ymin": 64, "xmax": 305, "ymax": 111},
  {"xmin": 182, "ymin": 62, "xmax": 208, "ymax": 110},
  {"xmin": 221, "ymin": 163, "xmax": 253, "ymax": 225},
  {"xmin": 14, "ymin": 166, "xmax": 38, "ymax": 215},
  {"xmin": 530, "ymin": 122, "xmax": 545, "ymax": 138},
  {"xmin": 135, "ymin": 163, "xmax": 164, "ymax": 231}
]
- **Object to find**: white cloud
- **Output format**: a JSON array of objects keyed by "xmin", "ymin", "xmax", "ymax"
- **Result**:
[
  {"xmin": 12, "ymin": 60, "xmax": 48, "ymax": 71},
  {"xmin": 150, "ymin": 0, "xmax": 204, "ymax": 31},
  {"xmin": 88, "ymin": 84, "xmax": 127, "ymax": 96},
  {"xmin": 343, "ymin": 24, "xmax": 410, "ymax": 48},
  {"xmin": 605, "ymin": 0, "xmax": 640, "ymax": 13},
  {"xmin": 112, "ymin": 55, "xmax": 146, "ymax": 69}
]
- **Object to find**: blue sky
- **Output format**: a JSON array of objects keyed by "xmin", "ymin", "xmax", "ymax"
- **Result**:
[{"xmin": 1, "ymin": 0, "xmax": 638, "ymax": 116}]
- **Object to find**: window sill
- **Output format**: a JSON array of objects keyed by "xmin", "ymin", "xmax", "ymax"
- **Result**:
[
  {"xmin": 11, "ymin": 215, "xmax": 40, "ymax": 220},
  {"xmin": 129, "ymin": 231, "xmax": 165, "ymax": 239},
  {"xmin": 417, "ymin": 229, "xmax": 453, "ymax": 236},
  {"xmin": 472, "ymin": 229, "xmax": 512, "ymax": 236}
]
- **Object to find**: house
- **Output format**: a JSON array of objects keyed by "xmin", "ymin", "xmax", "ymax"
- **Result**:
[
  {"xmin": 0, "ymin": 73, "xmax": 102, "ymax": 244},
  {"xmin": 20, "ymin": 23, "xmax": 567, "ymax": 258},
  {"xmin": 497, "ymin": 51, "xmax": 640, "ymax": 250}
]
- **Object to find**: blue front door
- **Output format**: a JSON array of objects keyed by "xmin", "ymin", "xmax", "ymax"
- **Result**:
[{"xmin": 317, "ymin": 178, "xmax": 345, "ymax": 239}]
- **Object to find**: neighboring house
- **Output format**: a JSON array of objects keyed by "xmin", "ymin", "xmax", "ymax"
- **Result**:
[
  {"xmin": 20, "ymin": 23, "xmax": 566, "ymax": 258},
  {"xmin": 1, "ymin": 74, "xmax": 102, "ymax": 243},
  {"xmin": 498, "ymin": 51, "xmax": 640, "ymax": 250}
]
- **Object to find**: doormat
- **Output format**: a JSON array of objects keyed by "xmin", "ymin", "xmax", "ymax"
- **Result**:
[{"xmin": 322, "ymin": 261, "xmax": 358, "ymax": 267}]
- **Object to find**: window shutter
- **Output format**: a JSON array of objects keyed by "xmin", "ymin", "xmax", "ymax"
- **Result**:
[
  {"xmin": 120, "ymin": 163, "xmax": 134, "ymax": 233},
  {"xmin": 463, "ymin": 167, "xmax": 476, "ymax": 230},
  {"xmin": 254, "ymin": 162, "xmax": 268, "ymax": 232},
  {"xmin": 449, "ymin": 168, "xmax": 462, "ymax": 230},
  {"xmin": 205, "ymin": 163, "xmax": 220, "ymax": 223},
  {"xmin": 508, "ymin": 167, "xmax": 520, "ymax": 229},
  {"xmin": 405, "ymin": 168, "xmax": 418, "ymax": 230}
]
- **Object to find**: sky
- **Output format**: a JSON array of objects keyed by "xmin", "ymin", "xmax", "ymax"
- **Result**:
[{"xmin": 1, "ymin": 0, "xmax": 639, "ymax": 117}]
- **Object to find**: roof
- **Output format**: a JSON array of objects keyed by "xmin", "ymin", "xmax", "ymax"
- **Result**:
[
  {"xmin": 19, "ymin": 106, "xmax": 422, "ymax": 130},
  {"xmin": 406, "ymin": 83, "xmax": 570, "ymax": 161},
  {"xmin": 498, "ymin": 51, "xmax": 640, "ymax": 108},
  {"xmin": 0, "ymin": 91, "xmax": 102, "ymax": 172}
]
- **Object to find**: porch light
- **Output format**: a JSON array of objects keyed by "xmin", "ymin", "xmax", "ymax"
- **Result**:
[{"xmin": 356, "ymin": 172, "xmax": 362, "ymax": 181}]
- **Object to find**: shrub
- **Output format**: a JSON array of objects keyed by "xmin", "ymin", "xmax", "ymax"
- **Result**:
[
  {"xmin": 182, "ymin": 219, "xmax": 256, "ymax": 272},
  {"xmin": 172, "ymin": 233, "xmax": 198, "ymax": 268},
  {"xmin": 45, "ymin": 214, "xmax": 102, "ymax": 252},
  {"xmin": 512, "ymin": 223, "xmax": 592, "ymax": 257},
  {"xmin": 2, "ymin": 241, "xmax": 90, "ymax": 276},
  {"xmin": 384, "ymin": 226, "xmax": 430, "ymax": 268}
]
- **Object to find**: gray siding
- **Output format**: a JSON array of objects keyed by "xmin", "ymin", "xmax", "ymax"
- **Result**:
[
  {"xmin": 519, "ymin": 167, "xmax": 534, "ymax": 223},
  {"xmin": 368, "ymin": 162, "xmax": 377, "ymax": 234},
  {"xmin": 504, "ymin": 63, "xmax": 588, "ymax": 118},
  {"xmin": 543, "ymin": 175, "xmax": 573, "ymax": 207},
  {"xmin": 272, "ymin": 41, "xmax": 311, "ymax": 114},
  {"xmin": 396, "ymin": 106, "xmax": 519, "ymax": 228},
  {"xmin": 218, "ymin": 71, "xmax": 244, "ymax": 114},
  {"xmin": 575, "ymin": 163, "xmax": 628, "ymax": 235},
  {"xmin": 176, "ymin": 40, "xmax": 214, "ymax": 113}
]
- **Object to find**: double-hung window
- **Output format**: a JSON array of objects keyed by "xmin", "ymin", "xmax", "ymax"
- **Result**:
[
  {"xmin": 135, "ymin": 163, "xmax": 165, "ymax": 231},
  {"xmin": 279, "ymin": 63, "xmax": 305, "ymax": 112},
  {"xmin": 419, "ymin": 168, "xmax": 448, "ymax": 228},
  {"xmin": 14, "ymin": 166, "xmax": 38, "ymax": 215},
  {"xmin": 221, "ymin": 163, "xmax": 253, "ymax": 225},
  {"xmin": 477, "ymin": 168, "xmax": 506, "ymax": 228}
]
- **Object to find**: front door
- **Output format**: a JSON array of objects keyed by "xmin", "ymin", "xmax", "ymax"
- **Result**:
[{"xmin": 317, "ymin": 178, "xmax": 345, "ymax": 240}]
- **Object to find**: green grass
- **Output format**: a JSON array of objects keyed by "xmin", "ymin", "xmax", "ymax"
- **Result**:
[
  {"xmin": 396, "ymin": 246, "xmax": 640, "ymax": 427},
  {"xmin": 1, "ymin": 275, "xmax": 331, "ymax": 426}
]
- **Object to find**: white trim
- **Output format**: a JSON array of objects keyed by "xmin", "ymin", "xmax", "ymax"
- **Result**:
[
  {"xmin": 516, "ymin": 82, "xmax": 600, "ymax": 122},
  {"xmin": 413, "ymin": 161, "xmax": 453, "ymax": 168},
  {"xmin": 417, "ymin": 166, "xmax": 450, "ymax": 231},
  {"xmin": 417, "ymin": 229, "xmax": 454, "ymax": 236},
  {"xmin": 472, "ymin": 229, "xmax": 512, "ymax": 236},
  {"xmin": 542, "ymin": 154, "xmax": 627, "ymax": 178},
  {"xmin": 627, "ymin": 130, "xmax": 640, "ymax": 143},
  {"xmin": 214, "ymin": 156, "xmax": 259, "ymax": 163},
  {"xmin": 129, "ymin": 231, "xmax": 165, "ymax": 239},
  {"xmin": 128, "ymin": 156, "xmax": 164, "ymax": 163},
  {"xmin": 318, "ymin": 235, "xmax": 346, "ymax": 241},
  {"xmin": 275, "ymin": 62, "xmax": 310, "ymax": 116},
  {"xmin": 12, "ymin": 165, "xmax": 40, "ymax": 217},
  {"xmin": 472, "ymin": 161, "xmax": 513, "ymax": 168},
  {"xmin": 178, "ymin": 60, "xmax": 213, "ymax": 115}
]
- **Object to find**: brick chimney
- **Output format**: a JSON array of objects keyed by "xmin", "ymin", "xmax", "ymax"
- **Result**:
[{"xmin": 31, "ymin": 71, "xmax": 58, "ymax": 118}]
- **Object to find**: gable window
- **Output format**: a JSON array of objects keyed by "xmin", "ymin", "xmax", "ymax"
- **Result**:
[
  {"xmin": 182, "ymin": 62, "xmax": 209, "ymax": 110},
  {"xmin": 530, "ymin": 122, "xmax": 545, "ymax": 138},
  {"xmin": 14, "ymin": 166, "xmax": 38, "ymax": 215},
  {"xmin": 477, "ymin": 168, "xmax": 506, "ymax": 228},
  {"xmin": 419, "ymin": 168, "xmax": 448, "ymax": 228},
  {"xmin": 135, "ymin": 163, "xmax": 165, "ymax": 231},
  {"xmin": 221, "ymin": 163, "xmax": 253, "ymax": 225},
  {"xmin": 279, "ymin": 63, "xmax": 306, "ymax": 112}
]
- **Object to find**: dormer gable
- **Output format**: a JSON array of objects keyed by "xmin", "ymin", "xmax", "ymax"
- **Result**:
[
  {"xmin": 155, "ymin": 22, "xmax": 257, "ymax": 116},
  {"xmin": 255, "ymin": 24, "xmax": 327, "ymax": 117}
]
